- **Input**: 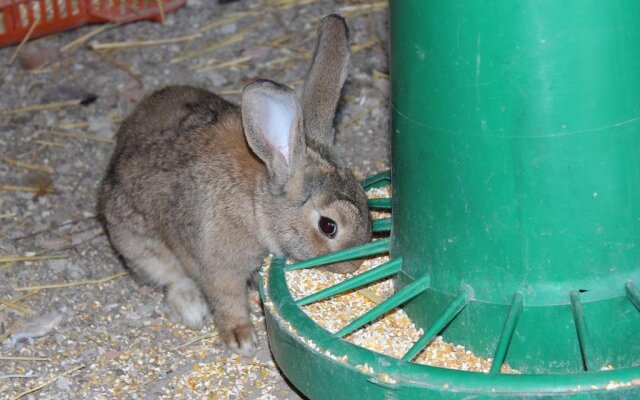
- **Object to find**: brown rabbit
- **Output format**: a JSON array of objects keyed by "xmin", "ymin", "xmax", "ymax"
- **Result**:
[{"xmin": 98, "ymin": 14, "xmax": 371, "ymax": 356}]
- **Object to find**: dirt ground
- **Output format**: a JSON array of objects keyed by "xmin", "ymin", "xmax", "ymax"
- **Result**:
[{"xmin": 0, "ymin": 0, "xmax": 389, "ymax": 398}]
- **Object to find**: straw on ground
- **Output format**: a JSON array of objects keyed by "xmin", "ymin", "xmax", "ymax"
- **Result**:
[{"xmin": 14, "ymin": 272, "xmax": 128, "ymax": 292}]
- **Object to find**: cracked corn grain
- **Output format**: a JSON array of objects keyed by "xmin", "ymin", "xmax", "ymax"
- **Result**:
[
  {"xmin": 284, "ymin": 185, "xmax": 501, "ymax": 373},
  {"xmin": 286, "ymin": 256, "xmax": 502, "ymax": 372},
  {"xmin": 154, "ymin": 290, "xmax": 292, "ymax": 400},
  {"xmin": 365, "ymin": 186, "xmax": 392, "ymax": 220},
  {"xmin": 167, "ymin": 355, "xmax": 280, "ymax": 399}
]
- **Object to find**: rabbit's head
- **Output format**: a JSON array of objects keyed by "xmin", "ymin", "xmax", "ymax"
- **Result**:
[{"xmin": 242, "ymin": 15, "xmax": 371, "ymax": 273}]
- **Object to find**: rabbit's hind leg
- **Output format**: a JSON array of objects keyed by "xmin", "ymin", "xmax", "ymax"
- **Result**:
[{"xmin": 109, "ymin": 226, "xmax": 210, "ymax": 329}]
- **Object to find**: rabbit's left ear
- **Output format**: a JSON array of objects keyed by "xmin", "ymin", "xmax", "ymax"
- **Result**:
[
  {"xmin": 242, "ymin": 80, "xmax": 306, "ymax": 185},
  {"xmin": 301, "ymin": 14, "xmax": 350, "ymax": 149}
]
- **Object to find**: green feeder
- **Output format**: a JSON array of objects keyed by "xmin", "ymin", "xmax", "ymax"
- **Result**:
[{"xmin": 260, "ymin": 1, "xmax": 640, "ymax": 398}]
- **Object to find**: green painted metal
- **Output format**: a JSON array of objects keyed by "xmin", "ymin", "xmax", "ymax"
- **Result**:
[
  {"xmin": 367, "ymin": 198, "xmax": 391, "ymax": 209},
  {"xmin": 360, "ymin": 170, "xmax": 391, "ymax": 190},
  {"xmin": 334, "ymin": 273, "xmax": 430, "ymax": 338},
  {"xmin": 295, "ymin": 258, "xmax": 402, "ymax": 306},
  {"xmin": 627, "ymin": 282, "xmax": 640, "ymax": 311},
  {"xmin": 490, "ymin": 292, "xmax": 524, "ymax": 374},
  {"xmin": 402, "ymin": 285, "xmax": 473, "ymax": 361},
  {"xmin": 570, "ymin": 290, "xmax": 599, "ymax": 371},
  {"xmin": 391, "ymin": 0, "xmax": 640, "ymax": 372},
  {"xmin": 261, "ymin": 257, "xmax": 640, "ymax": 399},
  {"xmin": 371, "ymin": 217, "xmax": 391, "ymax": 233},
  {"xmin": 285, "ymin": 238, "xmax": 390, "ymax": 271}
]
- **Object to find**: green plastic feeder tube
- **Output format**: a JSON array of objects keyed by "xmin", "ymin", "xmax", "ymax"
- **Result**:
[{"xmin": 391, "ymin": 0, "xmax": 640, "ymax": 372}]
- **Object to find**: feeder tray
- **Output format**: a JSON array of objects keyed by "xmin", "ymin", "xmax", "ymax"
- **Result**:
[
  {"xmin": 0, "ymin": 0, "xmax": 185, "ymax": 48},
  {"xmin": 260, "ymin": 1, "xmax": 640, "ymax": 398},
  {"xmin": 261, "ymin": 172, "xmax": 640, "ymax": 399}
]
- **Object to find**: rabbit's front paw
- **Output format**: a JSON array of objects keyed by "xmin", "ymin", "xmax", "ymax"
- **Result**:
[
  {"xmin": 221, "ymin": 323, "xmax": 258, "ymax": 357},
  {"xmin": 166, "ymin": 279, "xmax": 210, "ymax": 329}
]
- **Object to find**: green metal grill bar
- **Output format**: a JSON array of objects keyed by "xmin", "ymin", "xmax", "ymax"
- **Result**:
[
  {"xmin": 403, "ymin": 286, "xmax": 473, "ymax": 361},
  {"xmin": 335, "ymin": 273, "xmax": 430, "ymax": 338},
  {"xmin": 360, "ymin": 170, "xmax": 391, "ymax": 189},
  {"xmin": 626, "ymin": 281, "xmax": 640, "ymax": 311},
  {"xmin": 285, "ymin": 238, "xmax": 391, "ymax": 271},
  {"xmin": 490, "ymin": 291, "xmax": 524, "ymax": 374},
  {"xmin": 368, "ymin": 198, "xmax": 392, "ymax": 209},
  {"xmin": 295, "ymin": 258, "xmax": 403, "ymax": 306},
  {"xmin": 570, "ymin": 290, "xmax": 598, "ymax": 371},
  {"xmin": 372, "ymin": 218, "xmax": 391, "ymax": 233}
]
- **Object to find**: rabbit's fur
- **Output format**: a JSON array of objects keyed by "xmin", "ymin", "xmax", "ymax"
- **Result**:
[{"xmin": 98, "ymin": 15, "xmax": 371, "ymax": 356}]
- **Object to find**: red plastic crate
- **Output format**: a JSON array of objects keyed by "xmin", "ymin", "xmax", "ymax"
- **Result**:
[{"xmin": 0, "ymin": 0, "xmax": 186, "ymax": 48}]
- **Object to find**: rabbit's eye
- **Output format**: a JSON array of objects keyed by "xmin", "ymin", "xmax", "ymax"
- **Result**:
[{"xmin": 318, "ymin": 216, "xmax": 337, "ymax": 239}]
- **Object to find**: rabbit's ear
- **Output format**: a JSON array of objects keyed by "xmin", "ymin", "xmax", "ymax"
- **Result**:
[
  {"xmin": 242, "ymin": 80, "xmax": 306, "ymax": 184},
  {"xmin": 301, "ymin": 14, "xmax": 350, "ymax": 149}
]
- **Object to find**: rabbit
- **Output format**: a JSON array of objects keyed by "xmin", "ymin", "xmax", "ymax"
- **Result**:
[{"xmin": 97, "ymin": 14, "xmax": 372, "ymax": 356}]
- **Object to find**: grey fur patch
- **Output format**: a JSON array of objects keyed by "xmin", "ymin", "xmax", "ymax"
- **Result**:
[{"xmin": 179, "ymin": 101, "xmax": 219, "ymax": 132}]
